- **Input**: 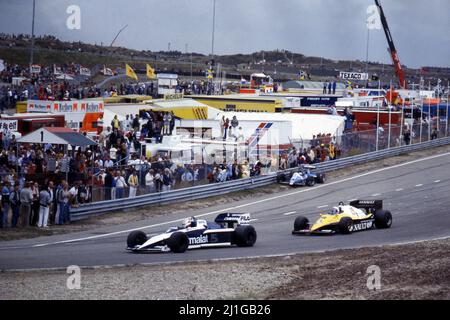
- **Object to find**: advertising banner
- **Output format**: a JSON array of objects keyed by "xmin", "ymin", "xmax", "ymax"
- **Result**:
[
  {"xmin": 27, "ymin": 100, "xmax": 104, "ymax": 114},
  {"xmin": 102, "ymin": 66, "xmax": 114, "ymax": 76},
  {"xmin": 164, "ymin": 93, "xmax": 184, "ymax": 100},
  {"xmin": 53, "ymin": 65, "xmax": 63, "ymax": 75},
  {"xmin": 301, "ymin": 96, "xmax": 339, "ymax": 107},
  {"xmin": 0, "ymin": 120, "xmax": 18, "ymax": 132},
  {"xmin": 339, "ymin": 72, "xmax": 369, "ymax": 81},
  {"xmin": 30, "ymin": 64, "xmax": 41, "ymax": 74},
  {"xmin": 79, "ymin": 67, "xmax": 91, "ymax": 76}
]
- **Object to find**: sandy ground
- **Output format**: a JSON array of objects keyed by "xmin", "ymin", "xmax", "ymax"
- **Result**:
[
  {"xmin": 1, "ymin": 238, "xmax": 448, "ymax": 300},
  {"xmin": 2, "ymin": 144, "xmax": 450, "ymax": 242}
]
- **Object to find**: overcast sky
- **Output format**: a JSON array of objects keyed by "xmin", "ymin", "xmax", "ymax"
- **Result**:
[{"xmin": 0, "ymin": 0, "xmax": 449, "ymax": 68}]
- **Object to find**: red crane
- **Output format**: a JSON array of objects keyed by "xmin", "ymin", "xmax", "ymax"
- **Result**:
[{"xmin": 374, "ymin": 0, "xmax": 406, "ymax": 89}]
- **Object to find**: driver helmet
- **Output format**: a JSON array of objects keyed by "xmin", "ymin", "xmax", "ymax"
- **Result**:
[
  {"xmin": 183, "ymin": 216, "xmax": 197, "ymax": 228},
  {"xmin": 329, "ymin": 207, "xmax": 340, "ymax": 215}
]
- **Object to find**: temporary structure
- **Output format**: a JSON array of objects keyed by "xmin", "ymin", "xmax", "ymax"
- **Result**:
[{"xmin": 18, "ymin": 127, "xmax": 97, "ymax": 147}]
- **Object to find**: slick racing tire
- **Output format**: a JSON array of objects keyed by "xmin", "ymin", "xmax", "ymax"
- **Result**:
[
  {"xmin": 374, "ymin": 210, "xmax": 393, "ymax": 229},
  {"xmin": 127, "ymin": 231, "xmax": 148, "ymax": 248},
  {"xmin": 294, "ymin": 216, "xmax": 309, "ymax": 231},
  {"xmin": 233, "ymin": 225, "xmax": 257, "ymax": 247},
  {"xmin": 167, "ymin": 232, "xmax": 189, "ymax": 253},
  {"xmin": 338, "ymin": 217, "xmax": 353, "ymax": 234},
  {"xmin": 306, "ymin": 178, "xmax": 316, "ymax": 187},
  {"xmin": 316, "ymin": 173, "xmax": 326, "ymax": 184}
]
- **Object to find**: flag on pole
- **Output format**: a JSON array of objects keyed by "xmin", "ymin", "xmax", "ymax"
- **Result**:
[
  {"xmin": 346, "ymin": 80, "xmax": 352, "ymax": 90},
  {"xmin": 126, "ymin": 64, "xmax": 138, "ymax": 80},
  {"xmin": 146, "ymin": 64, "xmax": 156, "ymax": 79},
  {"xmin": 207, "ymin": 68, "xmax": 213, "ymax": 80}
]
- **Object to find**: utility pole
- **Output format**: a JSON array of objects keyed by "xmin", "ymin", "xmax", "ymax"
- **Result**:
[
  {"xmin": 210, "ymin": 0, "xmax": 217, "ymax": 87},
  {"xmin": 446, "ymin": 81, "xmax": 449, "ymax": 136},
  {"xmin": 365, "ymin": 28, "xmax": 370, "ymax": 87},
  {"xmin": 376, "ymin": 80, "xmax": 381, "ymax": 151},
  {"xmin": 211, "ymin": 0, "xmax": 216, "ymax": 59},
  {"xmin": 388, "ymin": 81, "xmax": 392, "ymax": 148},
  {"xmin": 29, "ymin": 0, "xmax": 36, "ymax": 68}
]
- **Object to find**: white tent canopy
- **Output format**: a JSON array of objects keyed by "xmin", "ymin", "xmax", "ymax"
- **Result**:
[{"xmin": 18, "ymin": 127, "xmax": 97, "ymax": 146}]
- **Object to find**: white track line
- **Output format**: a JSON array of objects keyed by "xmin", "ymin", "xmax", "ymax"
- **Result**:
[
  {"xmin": 27, "ymin": 151, "xmax": 450, "ymax": 248},
  {"xmin": 434, "ymin": 180, "xmax": 441, "ymax": 183},
  {"xmin": 282, "ymin": 212, "xmax": 297, "ymax": 216},
  {"xmin": 395, "ymin": 188, "xmax": 404, "ymax": 192},
  {"xmin": 317, "ymin": 205, "xmax": 329, "ymax": 209},
  {"xmin": 415, "ymin": 184, "xmax": 423, "ymax": 187}
]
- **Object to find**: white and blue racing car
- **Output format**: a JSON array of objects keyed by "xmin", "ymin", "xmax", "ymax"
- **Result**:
[
  {"xmin": 277, "ymin": 165, "xmax": 326, "ymax": 187},
  {"xmin": 126, "ymin": 213, "xmax": 257, "ymax": 253}
]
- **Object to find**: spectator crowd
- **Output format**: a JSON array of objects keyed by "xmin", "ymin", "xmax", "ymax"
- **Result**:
[
  {"xmin": 279, "ymin": 133, "xmax": 340, "ymax": 170},
  {"xmin": 0, "ymin": 110, "xmax": 282, "ymax": 229}
]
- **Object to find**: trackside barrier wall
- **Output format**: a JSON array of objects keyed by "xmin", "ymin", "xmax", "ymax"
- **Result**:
[{"xmin": 70, "ymin": 136, "xmax": 450, "ymax": 221}]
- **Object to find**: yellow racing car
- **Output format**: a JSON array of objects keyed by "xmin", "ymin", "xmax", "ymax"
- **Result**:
[{"xmin": 292, "ymin": 200, "xmax": 392, "ymax": 235}]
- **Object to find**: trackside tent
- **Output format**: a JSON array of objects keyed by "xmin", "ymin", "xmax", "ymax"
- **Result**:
[{"xmin": 18, "ymin": 127, "xmax": 97, "ymax": 146}]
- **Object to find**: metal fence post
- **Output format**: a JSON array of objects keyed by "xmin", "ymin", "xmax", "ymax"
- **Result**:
[
  {"xmin": 446, "ymin": 83, "xmax": 449, "ymax": 137},
  {"xmin": 419, "ymin": 102, "xmax": 423, "ymax": 143}
]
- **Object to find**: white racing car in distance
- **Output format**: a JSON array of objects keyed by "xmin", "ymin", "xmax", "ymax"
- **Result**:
[{"xmin": 126, "ymin": 213, "xmax": 257, "ymax": 253}]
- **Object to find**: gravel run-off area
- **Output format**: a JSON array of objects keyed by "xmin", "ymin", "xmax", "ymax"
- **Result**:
[{"xmin": 1, "ymin": 238, "xmax": 449, "ymax": 300}]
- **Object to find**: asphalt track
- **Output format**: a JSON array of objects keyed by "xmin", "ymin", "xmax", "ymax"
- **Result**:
[{"xmin": 1, "ymin": 152, "xmax": 450, "ymax": 271}]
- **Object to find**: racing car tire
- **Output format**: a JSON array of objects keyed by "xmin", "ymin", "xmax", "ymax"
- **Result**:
[
  {"xmin": 294, "ymin": 216, "xmax": 309, "ymax": 231},
  {"xmin": 338, "ymin": 217, "xmax": 353, "ymax": 234},
  {"xmin": 374, "ymin": 210, "xmax": 393, "ymax": 229},
  {"xmin": 316, "ymin": 173, "xmax": 326, "ymax": 184},
  {"xmin": 167, "ymin": 232, "xmax": 189, "ymax": 253},
  {"xmin": 127, "ymin": 231, "xmax": 148, "ymax": 248},
  {"xmin": 233, "ymin": 225, "xmax": 257, "ymax": 247},
  {"xmin": 306, "ymin": 178, "xmax": 316, "ymax": 187}
]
